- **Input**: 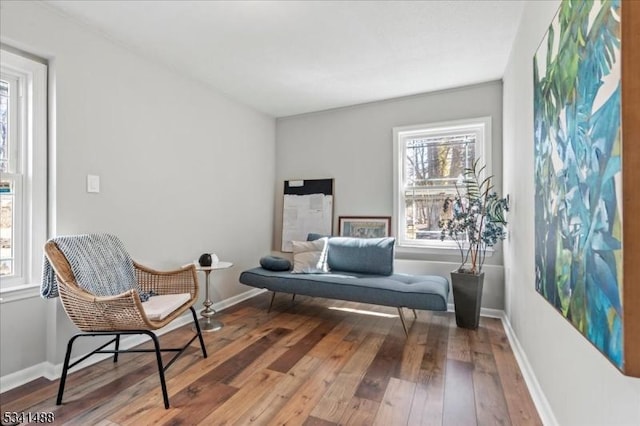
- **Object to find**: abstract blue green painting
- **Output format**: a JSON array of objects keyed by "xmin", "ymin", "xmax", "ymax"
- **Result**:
[{"xmin": 534, "ymin": 0, "xmax": 623, "ymax": 368}]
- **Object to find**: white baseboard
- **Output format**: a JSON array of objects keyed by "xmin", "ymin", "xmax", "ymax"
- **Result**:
[
  {"xmin": 0, "ymin": 362, "xmax": 53, "ymax": 393},
  {"xmin": 446, "ymin": 302, "xmax": 503, "ymax": 319},
  {"xmin": 214, "ymin": 287, "xmax": 266, "ymax": 311},
  {"xmin": 500, "ymin": 313, "xmax": 558, "ymax": 426},
  {"xmin": 446, "ymin": 303, "xmax": 555, "ymax": 424},
  {"xmin": 2, "ymin": 288, "xmax": 556, "ymax": 426},
  {"xmin": 39, "ymin": 314, "xmax": 196, "ymax": 381},
  {"xmin": 0, "ymin": 287, "xmax": 266, "ymax": 393}
]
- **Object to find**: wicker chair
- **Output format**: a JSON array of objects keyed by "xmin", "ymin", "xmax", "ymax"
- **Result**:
[{"xmin": 44, "ymin": 238, "xmax": 207, "ymax": 409}]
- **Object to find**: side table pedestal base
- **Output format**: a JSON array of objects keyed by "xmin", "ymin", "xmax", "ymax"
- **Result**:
[
  {"xmin": 191, "ymin": 261, "xmax": 233, "ymax": 334},
  {"xmin": 195, "ymin": 317, "xmax": 223, "ymax": 332}
]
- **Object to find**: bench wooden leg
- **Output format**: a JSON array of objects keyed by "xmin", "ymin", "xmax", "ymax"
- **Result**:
[{"xmin": 412, "ymin": 309, "xmax": 418, "ymax": 319}]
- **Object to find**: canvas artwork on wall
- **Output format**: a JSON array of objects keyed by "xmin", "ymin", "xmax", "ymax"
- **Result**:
[{"xmin": 533, "ymin": 0, "xmax": 640, "ymax": 375}]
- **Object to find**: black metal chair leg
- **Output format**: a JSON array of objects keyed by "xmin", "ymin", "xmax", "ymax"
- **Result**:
[
  {"xmin": 56, "ymin": 324, "xmax": 206, "ymax": 410},
  {"xmin": 147, "ymin": 331, "xmax": 170, "ymax": 409},
  {"xmin": 57, "ymin": 334, "xmax": 81, "ymax": 405},
  {"xmin": 113, "ymin": 335, "xmax": 120, "ymax": 363},
  {"xmin": 190, "ymin": 307, "xmax": 207, "ymax": 358},
  {"xmin": 397, "ymin": 307, "xmax": 409, "ymax": 336},
  {"xmin": 268, "ymin": 291, "xmax": 276, "ymax": 313}
]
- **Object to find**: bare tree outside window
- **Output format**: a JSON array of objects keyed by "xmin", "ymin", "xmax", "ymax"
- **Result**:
[
  {"xmin": 404, "ymin": 134, "xmax": 475, "ymax": 241},
  {"xmin": 0, "ymin": 79, "xmax": 13, "ymax": 276},
  {"xmin": 0, "ymin": 81, "xmax": 8, "ymax": 171},
  {"xmin": 393, "ymin": 117, "xmax": 491, "ymax": 249}
]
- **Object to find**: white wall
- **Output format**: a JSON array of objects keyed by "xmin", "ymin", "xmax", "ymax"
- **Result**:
[
  {"xmin": 0, "ymin": 1, "xmax": 275, "ymax": 377},
  {"xmin": 275, "ymin": 81, "xmax": 505, "ymax": 310},
  {"xmin": 503, "ymin": 1, "xmax": 640, "ymax": 424}
]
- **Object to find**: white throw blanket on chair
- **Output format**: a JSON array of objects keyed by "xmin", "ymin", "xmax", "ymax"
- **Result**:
[{"xmin": 41, "ymin": 234, "xmax": 139, "ymax": 299}]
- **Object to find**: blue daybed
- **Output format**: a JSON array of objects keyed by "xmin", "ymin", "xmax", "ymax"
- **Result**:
[{"xmin": 239, "ymin": 235, "xmax": 449, "ymax": 334}]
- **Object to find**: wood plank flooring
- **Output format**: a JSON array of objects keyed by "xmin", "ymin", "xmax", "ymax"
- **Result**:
[{"xmin": 0, "ymin": 293, "xmax": 542, "ymax": 425}]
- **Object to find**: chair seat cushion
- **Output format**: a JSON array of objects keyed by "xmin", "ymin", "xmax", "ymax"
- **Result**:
[{"xmin": 142, "ymin": 293, "xmax": 191, "ymax": 320}]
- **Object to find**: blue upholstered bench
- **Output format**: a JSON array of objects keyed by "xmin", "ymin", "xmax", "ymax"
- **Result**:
[{"xmin": 239, "ymin": 235, "xmax": 449, "ymax": 335}]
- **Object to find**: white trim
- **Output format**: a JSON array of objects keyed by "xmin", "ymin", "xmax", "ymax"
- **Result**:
[
  {"xmin": 41, "ymin": 314, "xmax": 197, "ymax": 381},
  {"xmin": 392, "ymin": 116, "xmax": 492, "ymax": 251},
  {"xmin": 501, "ymin": 312, "xmax": 558, "ymax": 426},
  {"xmin": 0, "ymin": 287, "xmax": 266, "ymax": 392},
  {"xmin": 215, "ymin": 286, "xmax": 266, "ymax": 311},
  {"xmin": 0, "ymin": 361, "xmax": 51, "ymax": 393},
  {"xmin": 398, "ymin": 244, "xmax": 496, "ymax": 258},
  {"xmin": 0, "ymin": 48, "xmax": 48, "ymax": 290},
  {"xmin": 444, "ymin": 304, "xmax": 555, "ymax": 424},
  {"xmin": 2, "ymin": 287, "xmax": 555, "ymax": 426},
  {"xmin": 446, "ymin": 303, "xmax": 503, "ymax": 319},
  {"xmin": 0, "ymin": 283, "xmax": 39, "ymax": 303},
  {"xmin": 0, "ymin": 315, "xmax": 195, "ymax": 391}
]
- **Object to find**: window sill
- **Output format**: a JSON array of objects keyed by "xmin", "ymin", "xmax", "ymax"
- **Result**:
[
  {"xmin": 0, "ymin": 284, "xmax": 41, "ymax": 303},
  {"xmin": 395, "ymin": 244, "xmax": 495, "ymax": 258}
]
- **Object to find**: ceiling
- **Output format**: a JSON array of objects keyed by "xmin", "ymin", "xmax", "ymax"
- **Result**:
[{"xmin": 44, "ymin": 0, "xmax": 525, "ymax": 117}]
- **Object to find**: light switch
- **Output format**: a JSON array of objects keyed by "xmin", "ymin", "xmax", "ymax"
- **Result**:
[{"xmin": 87, "ymin": 175, "xmax": 100, "ymax": 193}]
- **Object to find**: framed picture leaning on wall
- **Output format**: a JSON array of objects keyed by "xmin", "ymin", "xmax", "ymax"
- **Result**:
[{"xmin": 338, "ymin": 216, "xmax": 391, "ymax": 238}]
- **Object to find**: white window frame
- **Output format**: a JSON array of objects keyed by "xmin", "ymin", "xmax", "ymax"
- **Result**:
[
  {"xmin": 1, "ymin": 74, "xmax": 24, "ymax": 281},
  {"xmin": 392, "ymin": 116, "xmax": 492, "ymax": 254},
  {"xmin": 0, "ymin": 48, "xmax": 47, "ymax": 294}
]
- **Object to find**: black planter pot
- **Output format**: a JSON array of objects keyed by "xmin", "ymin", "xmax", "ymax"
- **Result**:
[{"xmin": 450, "ymin": 271, "xmax": 484, "ymax": 329}]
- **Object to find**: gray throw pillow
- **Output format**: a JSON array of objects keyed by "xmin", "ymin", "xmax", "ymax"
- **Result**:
[
  {"xmin": 260, "ymin": 256, "xmax": 291, "ymax": 271},
  {"xmin": 327, "ymin": 236, "xmax": 395, "ymax": 275}
]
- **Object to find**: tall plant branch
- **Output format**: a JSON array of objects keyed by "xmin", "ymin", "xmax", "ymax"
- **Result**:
[{"xmin": 440, "ymin": 157, "xmax": 509, "ymax": 275}]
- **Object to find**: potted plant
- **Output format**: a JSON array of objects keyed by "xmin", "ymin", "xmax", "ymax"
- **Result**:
[{"xmin": 439, "ymin": 159, "xmax": 509, "ymax": 329}]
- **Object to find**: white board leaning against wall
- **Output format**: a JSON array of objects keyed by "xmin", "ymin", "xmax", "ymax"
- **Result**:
[{"xmin": 281, "ymin": 179, "xmax": 333, "ymax": 252}]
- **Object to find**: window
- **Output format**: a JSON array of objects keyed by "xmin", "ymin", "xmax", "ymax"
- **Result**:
[
  {"xmin": 393, "ymin": 117, "xmax": 491, "ymax": 250},
  {"xmin": 0, "ymin": 48, "xmax": 47, "ymax": 291}
]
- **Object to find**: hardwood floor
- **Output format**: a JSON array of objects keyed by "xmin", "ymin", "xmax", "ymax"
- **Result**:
[{"xmin": 0, "ymin": 293, "xmax": 542, "ymax": 425}]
